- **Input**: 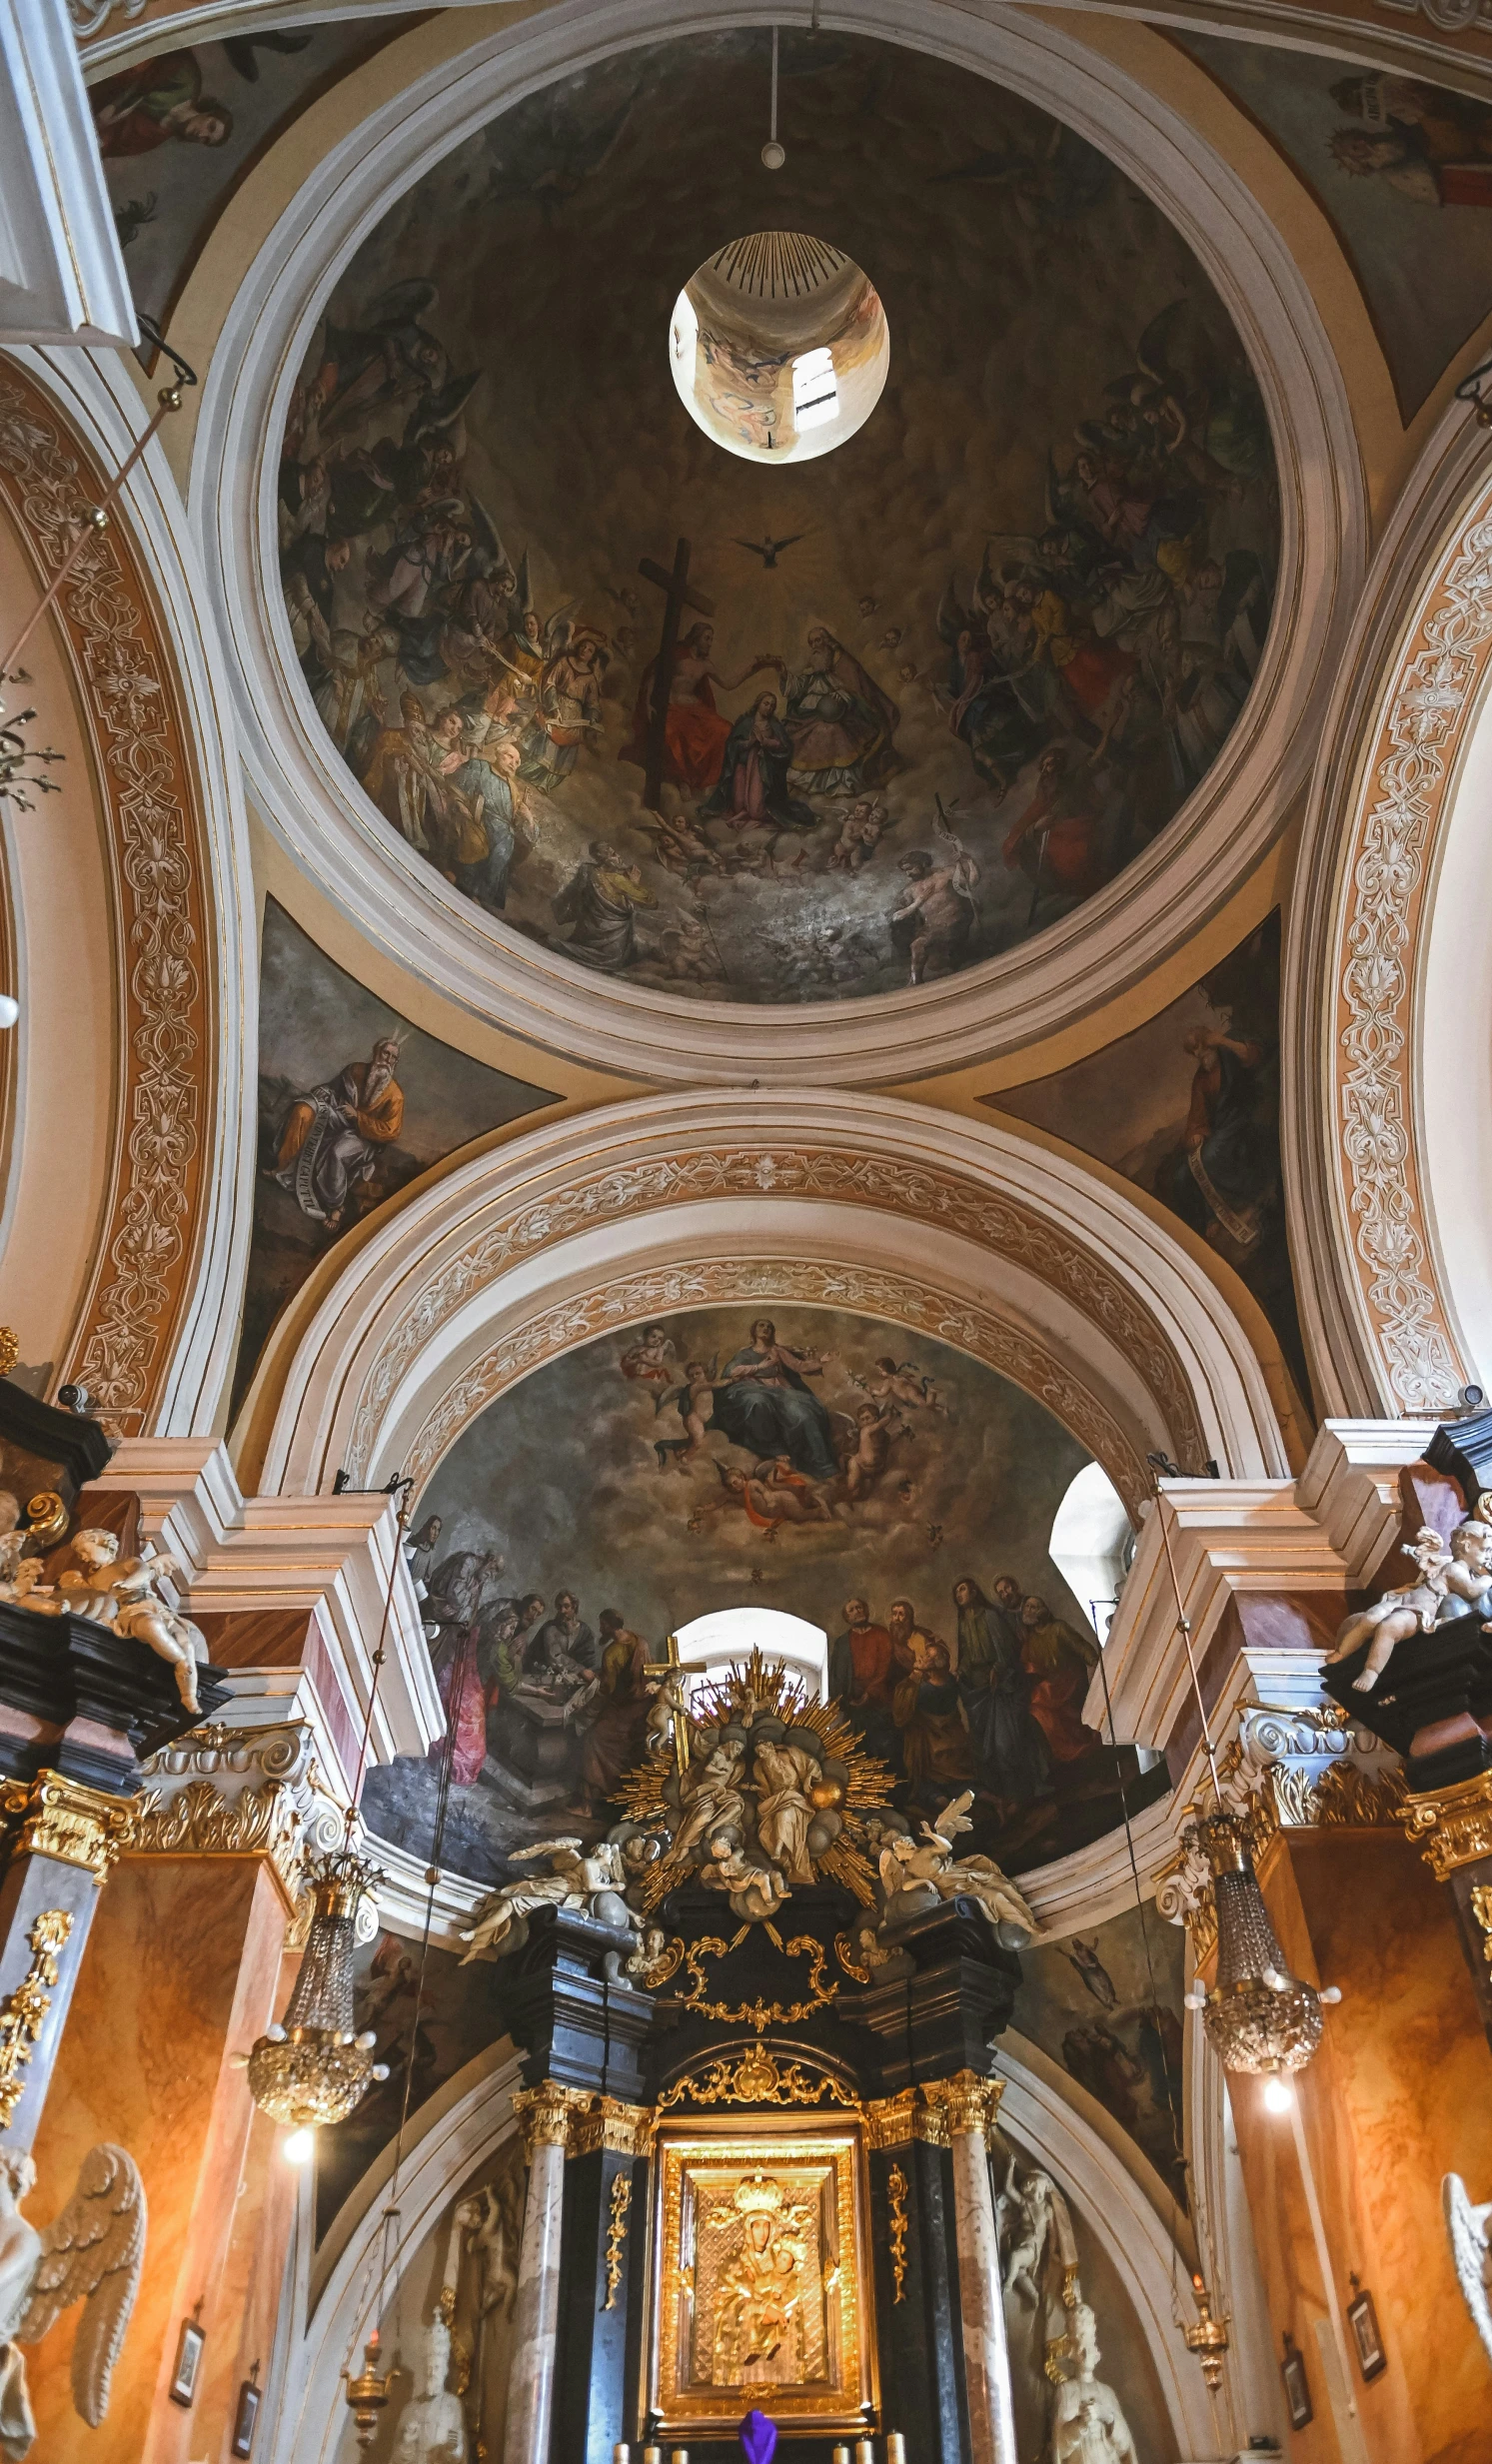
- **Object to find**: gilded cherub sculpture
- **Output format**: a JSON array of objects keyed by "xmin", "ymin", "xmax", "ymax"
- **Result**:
[{"xmin": 0, "ymin": 2142, "xmax": 146, "ymax": 2460}]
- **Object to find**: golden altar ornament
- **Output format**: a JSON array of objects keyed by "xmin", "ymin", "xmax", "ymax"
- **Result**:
[{"xmin": 648, "ymin": 2119, "xmax": 877, "ymax": 2438}]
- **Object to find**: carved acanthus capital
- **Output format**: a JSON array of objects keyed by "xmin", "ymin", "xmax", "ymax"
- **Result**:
[
  {"xmin": 129, "ymin": 1721, "xmax": 345, "ymax": 1909},
  {"xmin": 921, "ymin": 2069, "xmax": 1003, "ymax": 2141},
  {"xmin": 0, "ymin": 1775, "xmax": 137, "ymax": 1882},
  {"xmin": 568, "ymin": 2093, "xmax": 654, "ymax": 2158},
  {"xmin": 1401, "ymin": 1770, "xmax": 1492, "ymax": 1881},
  {"xmin": 512, "ymin": 2080, "xmax": 588, "ymax": 2161}
]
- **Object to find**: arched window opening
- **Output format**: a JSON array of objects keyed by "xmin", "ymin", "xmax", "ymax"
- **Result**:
[
  {"xmin": 674, "ymin": 1605, "xmax": 828, "ymax": 1704},
  {"xmin": 1048, "ymin": 1462, "xmax": 1133, "ymax": 1643}
]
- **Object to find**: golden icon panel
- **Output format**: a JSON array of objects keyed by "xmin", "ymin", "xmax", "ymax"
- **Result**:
[{"xmin": 646, "ymin": 2118, "xmax": 877, "ymax": 2439}]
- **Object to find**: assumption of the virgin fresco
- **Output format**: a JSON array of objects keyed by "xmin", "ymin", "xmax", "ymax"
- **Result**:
[
  {"xmin": 278, "ymin": 31, "xmax": 1279, "ymax": 1005},
  {"xmin": 362, "ymin": 1305, "xmax": 1162, "ymax": 1894}
]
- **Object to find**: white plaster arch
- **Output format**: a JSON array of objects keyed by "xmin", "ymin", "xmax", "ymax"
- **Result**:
[
  {"xmin": 193, "ymin": 0, "xmax": 1363, "ymax": 1088},
  {"xmin": 1284, "ymin": 397, "xmax": 1492, "ymax": 1416},
  {"xmin": 249, "ymin": 1091, "xmax": 1288, "ymax": 1514},
  {"xmin": 3, "ymin": 346, "xmax": 256, "ymax": 1435}
]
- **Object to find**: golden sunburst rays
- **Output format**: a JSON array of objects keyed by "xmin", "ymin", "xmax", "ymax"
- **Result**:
[{"xmin": 617, "ymin": 1648, "xmax": 893, "ymax": 1913}]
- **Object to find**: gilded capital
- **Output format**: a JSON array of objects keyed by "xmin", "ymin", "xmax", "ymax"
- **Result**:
[
  {"xmin": 512, "ymin": 2080, "xmax": 586, "ymax": 2161},
  {"xmin": 1401, "ymin": 1769, "xmax": 1492, "ymax": 1881},
  {"xmin": 921, "ymin": 2069, "xmax": 1002, "ymax": 2139},
  {"xmin": 569, "ymin": 2093, "xmax": 654, "ymax": 2157},
  {"xmin": 0, "ymin": 1774, "xmax": 137, "ymax": 1883}
]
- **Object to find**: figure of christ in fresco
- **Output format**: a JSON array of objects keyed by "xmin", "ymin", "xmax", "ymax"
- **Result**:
[
  {"xmin": 702, "ymin": 693, "xmax": 815, "ymax": 852},
  {"xmin": 270, "ymin": 1031, "xmax": 405, "ymax": 1230},
  {"xmin": 953, "ymin": 1577, "xmax": 1052, "ymax": 1812},
  {"xmin": 619, "ymin": 622, "xmax": 777, "ymax": 799},
  {"xmin": 1020, "ymin": 1594, "xmax": 1103, "ymax": 1767},
  {"xmin": 708, "ymin": 1321, "xmax": 840, "ymax": 1483}
]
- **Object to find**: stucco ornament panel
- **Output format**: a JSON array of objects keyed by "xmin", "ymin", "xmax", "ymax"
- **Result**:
[
  {"xmin": 400, "ymin": 1254, "xmax": 1150, "ymax": 1514},
  {"xmin": 0, "ymin": 365, "xmax": 212, "ymax": 1426},
  {"xmin": 344, "ymin": 1143, "xmax": 1205, "ymax": 1487},
  {"xmin": 1334, "ymin": 481, "xmax": 1492, "ymax": 1410}
]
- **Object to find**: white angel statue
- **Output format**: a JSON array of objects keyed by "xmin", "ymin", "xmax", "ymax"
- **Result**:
[
  {"xmin": 0, "ymin": 2141, "xmax": 145, "ymax": 2460},
  {"xmin": 458, "ymin": 1839, "xmax": 641, "ymax": 1965},
  {"xmin": 1444, "ymin": 2172, "xmax": 1492, "ymax": 2364},
  {"xmin": 878, "ymin": 1793, "xmax": 1041, "ymax": 1948},
  {"xmin": 25, "ymin": 1531, "xmax": 208, "ymax": 1716}
]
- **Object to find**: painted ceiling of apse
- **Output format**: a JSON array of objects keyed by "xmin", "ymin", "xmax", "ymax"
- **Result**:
[
  {"xmin": 988, "ymin": 910, "xmax": 1312, "ymax": 1413},
  {"xmin": 1172, "ymin": 35, "xmax": 1492, "ymax": 421},
  {"xmin": 230, "ymin": 897, "xmax": 553, "ymax": 1419},
  {"xmin": 279, "ymin": 31, "xmax": 1279, "ymax": 1008},
  {"xmin": 362, "ymin": 1303, "xmax": 1163, "ymax": 1894}
]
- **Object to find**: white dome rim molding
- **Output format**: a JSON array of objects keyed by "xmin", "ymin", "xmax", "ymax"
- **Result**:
[
  {"xmin": 248, "ymin": 1089, "xmax": 1289, "ymax": 1513},
  {"xmin": 193, "ymin": 0, "xmax": 1364, "ymax": 1088},
  {"xmin": 1284, "ymin": 397, "xmax": 1492, "ymax": 1418}
]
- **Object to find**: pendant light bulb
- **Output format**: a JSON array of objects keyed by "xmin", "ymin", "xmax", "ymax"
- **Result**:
[
  {"xmin": 284, "ymin": 2126, "xmax": 315, "ymax": 2165},
  {"xmin": 1262, "ymin": 2075, "xmax": 1294, "ymax": 2115}
]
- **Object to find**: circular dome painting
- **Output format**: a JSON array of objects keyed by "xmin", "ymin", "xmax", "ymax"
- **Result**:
[{"xmin": 279, "ymin": 33, "xmax": 1278, "ymax": 1006}]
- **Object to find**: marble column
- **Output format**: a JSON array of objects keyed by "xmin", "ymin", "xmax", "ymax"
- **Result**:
[
  {"xmin": 932, "ymin": 2071, "xmax": 1018, "ymax": 2464},
  {"xmin": 0, "ymin": 1774, "xmax": 135, "ymax": 2151},
  {"xmin": 504, "ymin": 2083, "xmax": 573, "ymax": 2464}
]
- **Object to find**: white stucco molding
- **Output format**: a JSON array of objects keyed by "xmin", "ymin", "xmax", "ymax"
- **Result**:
[
  {"xmin": 193, "ymin": 0, "xmax": 1364, "ymax": 1087},
  {"xmin": 87, "ymin": 1437, "xmax": 444, "ymax": 1778},
  {"xmin": 9, "ymin": 346, "xmax": 258, "ymax": 1438},
  {"xmin": 0, "ymin": 0, "xmax": 135, "ymax": 346},
  {"xmin": 1285, "ymin": 395, "xmax": 1492, "ymax": 1416},
  {"xmin": 248, "ymin": 1091, "xmax": 1288, "ymax": 1514}
]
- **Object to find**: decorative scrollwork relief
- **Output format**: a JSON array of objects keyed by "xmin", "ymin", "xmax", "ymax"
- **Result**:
[
  {"xmin": 1335, "ymin": 491, "xmax": 1492, "ymax": 1410},
  {"xmin": 0, "ymin": 369, "xmax": 210, "ymax": 1425},
  {"xmin": 346, "ymin": 1145, "xmax": 1204, "ymax": 1494}
]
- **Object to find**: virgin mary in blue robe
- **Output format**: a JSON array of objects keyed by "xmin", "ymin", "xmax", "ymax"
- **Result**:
[{"xmin": 709, "ymin": 1319, "xmax": 840, "ymax": 1482}]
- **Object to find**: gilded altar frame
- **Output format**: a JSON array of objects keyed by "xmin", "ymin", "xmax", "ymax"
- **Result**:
[{"xmin": 644, "ymin": 2115, "xmax": 878, "ymax": 2441}]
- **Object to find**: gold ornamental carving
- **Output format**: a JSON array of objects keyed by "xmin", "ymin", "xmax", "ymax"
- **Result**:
[
  {"xmin": 887, "ymin": 2163, "xmax": 908, "ymax": 2304},
  {"xmin": 649, "ymin": 2122, "xmax": 876, "ymax": 2438},
  {"xmin": 921, "ymin": 2069, "xmax": 1002, "ymax": 2140},
  {"xmin": 0, "ymin": 1907, "xmax": 72, "ymax": 2125},
  {"xmin": 512, "ymin": 2081, "xmax": 582, "ymax": 2160},
  {"xmin": 1402, "ymin": 1769, "xmax": 1492, "ymax": 1880},
  {"xmin": 0, "ymin": 1330, "xmax": 17, "ymax": 1382},
  {"xmin": 0, "ymin": 1775, "xmax": 137, "ymax": 1882},
  {"xmin": 569, "ymin": 2094, "xmax": 653, "ymax": 2158},
  {"xmin": 862, "ymin": 2088, "xmax": 953, "ymax": 2149},
  {"xmin": 603, "ymin": 2171, "xmax": 632, "ymax": 2311},
  {"xmin": 658, "ymin": 2049, "xmax": 858, "ymax": 2115},
  {"xmin": 127, "ymin": 1775, "xmax": 306, "ymax": 1904},
  {"xmin": 676, "ymin": 1933, "xmax": 836, "ymax": 2035}
]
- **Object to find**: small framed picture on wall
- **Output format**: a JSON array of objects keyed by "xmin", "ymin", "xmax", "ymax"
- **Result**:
[
  {"xmin": 1280, "ymin": 2332, "xmax": 1313, "ymax": 2430},
  {"xmin": 1347, "ymin": 2280, "xmax": 1387, "ymax": 2382},
  {"xmin": 232, "ymin": 2363, "xmax": 262, "ymax": 2457},
  {"xmin": 169, "ymin": 2308, "xmax": 205, "ymax": 2408}
]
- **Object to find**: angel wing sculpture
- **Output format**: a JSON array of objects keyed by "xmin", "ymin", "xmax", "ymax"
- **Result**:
[
  {"xmin": 0, "ymin": 2142, "xmax": 145, "ymax": 2457},
  {"xmin": 1444, "ymin": 2173, "xmax": 1492, "ymax": 2364}
]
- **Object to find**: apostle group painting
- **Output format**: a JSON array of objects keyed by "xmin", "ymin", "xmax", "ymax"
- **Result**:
[
  {"xmin": 278, "ymin": 29, "xmax": 1278, "ymax": 1004},
  {"xmin": 361, "ymin": 1304, "xmax": 1164, "ymax": 1891}
]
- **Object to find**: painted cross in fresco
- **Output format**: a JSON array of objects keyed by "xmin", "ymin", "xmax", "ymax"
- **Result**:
[{"xmin": 638, "ymin": 536, "xmax": 716, "ymax": 807}]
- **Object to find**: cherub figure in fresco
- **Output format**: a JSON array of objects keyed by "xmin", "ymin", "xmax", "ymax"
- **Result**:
[
  {"xmin": 653, "ymin": 1359, "xmax": 720, "ymax": 1472},
  {"xmin": 621, "ymin": 1325, "xmax": 676, "ymax": 1384},
  {"xmin": 839, "ymin": 1401, "xmax": 905, "ymax": 1502},
  {"xmin": 851, "ymin": 1356, "xmax": 947, "ymax": 1416}
]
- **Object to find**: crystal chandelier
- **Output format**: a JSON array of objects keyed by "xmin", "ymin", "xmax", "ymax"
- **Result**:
[
  {"xmin": 1184, "ymin": 1811, "xmax": 1324, "ymax": 2078},
  {"xmin": 247, "ymin": 1843, "xmax": 388, "ymax": 2131}
]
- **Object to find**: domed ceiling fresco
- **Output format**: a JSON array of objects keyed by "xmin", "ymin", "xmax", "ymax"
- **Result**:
[
  {"xmin": 279, "ymin": 31, "xmax": 1279, "ymax": 1006},
  {"xmin": 362, "ymin": 1303, "xmax": 1161, "ymax": 1894}
]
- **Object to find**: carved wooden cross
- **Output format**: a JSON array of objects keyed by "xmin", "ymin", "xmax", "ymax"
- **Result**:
[
  {"xmin": 637, "ymin": 538, "xmax": 716, "ymax": 809},
  {"xmin": 642, "ymin": 1630, "xmax": 692, "ymax": 1776}
]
